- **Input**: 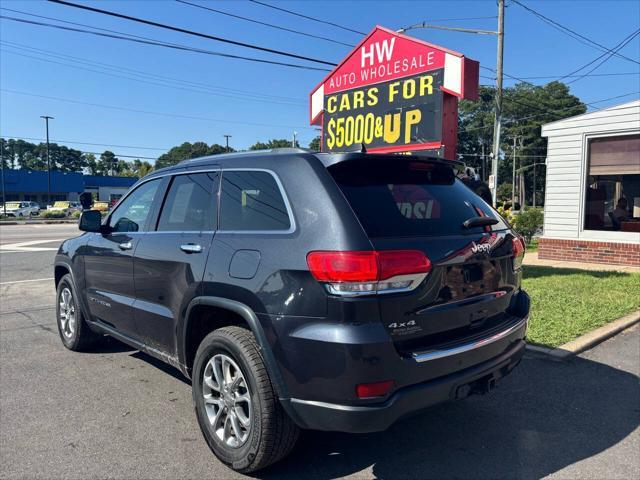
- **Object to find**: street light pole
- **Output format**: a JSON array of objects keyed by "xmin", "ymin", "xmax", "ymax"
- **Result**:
[
  {"xmin": 40, "ymin": 115, "xmax": 54, "ymax": 204},
  {"xmin": 223, "ymin": 134, "xmax": 232, "ymax": 152},
  {"xmin": 491, "ymin": 0, "xmax": 505, "ymax": 206},
  {"xmin": 292, "ymin": 131, "xmax": 298, "ymax": 148}
]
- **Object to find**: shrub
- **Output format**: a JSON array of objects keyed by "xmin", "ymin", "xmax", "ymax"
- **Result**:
[
  {"xmin": 496, "ymin": 205, "xmax": 515, "ymax": 226},
  {"xmin": 71, "ymin": 210, "xmax": 82, "ymax": 219},
  {"xmin": 41, "ymin": 210, "xmax": 66, "ymax": 219},
  {"xmin": 513, "ymin": 207, "xmax": 544, "ymax": 244}
]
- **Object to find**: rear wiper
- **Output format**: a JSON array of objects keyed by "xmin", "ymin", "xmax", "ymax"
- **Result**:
[{"xmin": 462, "ymin": 216, "xmax": 499, "ymax": 229}]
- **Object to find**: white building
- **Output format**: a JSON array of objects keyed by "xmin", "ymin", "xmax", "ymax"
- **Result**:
[{"xmin": 540, "ymin": 100, "xmax": 640, "ymax": 267}]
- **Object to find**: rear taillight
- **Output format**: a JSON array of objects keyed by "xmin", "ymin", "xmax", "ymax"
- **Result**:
[
  {"xmin": 306, "ymin": 250, "xmax": 431, "ymax": 296},
  {"xmin": 512, "ymin": 237, "xmax": 525, "ymax": 270}
]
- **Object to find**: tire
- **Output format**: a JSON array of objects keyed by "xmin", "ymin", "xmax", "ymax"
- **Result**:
[
  {"xmin": 192, "ymin": 326, "xmax": 299, "ymax": 473},
  {"xmin": 56, "ymin": 274, "xmax": 102, "ymax": 351}
]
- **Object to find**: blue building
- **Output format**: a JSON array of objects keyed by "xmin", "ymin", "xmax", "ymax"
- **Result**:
[{"xmin": 1, "ymin": 169, "xmax": 137, "ymax": 206}]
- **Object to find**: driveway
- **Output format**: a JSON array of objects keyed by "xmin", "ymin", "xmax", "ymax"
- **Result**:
[{"xmin": 1, "ymin": 223, "xmax": 638, "ymax": 479}]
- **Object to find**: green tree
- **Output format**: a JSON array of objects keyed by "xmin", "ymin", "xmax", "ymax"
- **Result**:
[
  {"xmin": 458, "ymin": 81, "xmax": 586, "ymax": 205},
  {"xmin": 496, "ymin": 183, "xmax": 512, "ymax": 203},
  {"xmin": 128, "ymin": 159, "xmax": 154, "ymax": 178},
  {"xmin": 308, "ymin": 136, "xmax": 321, "ymax": 152},
  {"xmin": 84, "ymin": 153, "xmax": 99, "ymax": 175},
  {"xmin": 249, "ymin": 139, "xmax": 296, "ymax": 150},
  {"xmin": 99, "ymin": 151, "xmax": 118, "ymax": 175},
  {"xmin": 155, "ymin": 142, "xmax": 230, "ymax": 169}
]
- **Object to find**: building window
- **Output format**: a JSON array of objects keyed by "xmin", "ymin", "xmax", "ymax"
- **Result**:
[{"xmin": 584, "ymin": 134, "xmax": 640, "ymax": 231}]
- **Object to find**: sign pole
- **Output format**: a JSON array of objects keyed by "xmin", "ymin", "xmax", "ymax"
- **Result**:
[{"xmin": 491, "ymin": 0, "xmax": 505, "ymax": 206}]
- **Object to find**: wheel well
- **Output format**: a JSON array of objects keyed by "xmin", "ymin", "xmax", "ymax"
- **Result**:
[
  {"xmin": 54, "ymin": 265, "xmax": 70, "ymax": 287},
  {"xmin": 184, "ymin": 305, "xmax": 248, "ymax": 374}
]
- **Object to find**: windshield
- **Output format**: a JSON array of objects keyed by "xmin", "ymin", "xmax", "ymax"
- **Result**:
[{"xmin": 329, "ymin": 158, "xmax": 508, "ymax": 238}]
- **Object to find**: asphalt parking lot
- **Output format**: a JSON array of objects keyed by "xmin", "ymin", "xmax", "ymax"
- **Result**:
[{"xmin": 1, "ymin": 223, "xmax": 639, "ymax": 480}]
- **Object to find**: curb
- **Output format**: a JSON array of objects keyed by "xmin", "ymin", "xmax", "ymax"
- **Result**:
[{"xmin": 526, "ymin": 310, "xmax": 640, "ymax": 359}]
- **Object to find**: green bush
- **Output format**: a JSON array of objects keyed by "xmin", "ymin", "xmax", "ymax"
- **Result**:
[
  {"xmin": 513, "ymin": 207, "xmax": 544, "ymax": 243},
  {"xmin": 41, "ymin": 210, "xmax": 66, "ymax": 219},
  {"xmin": 71, "ymin": 210, "xmax": 82, "ymax": 219}
]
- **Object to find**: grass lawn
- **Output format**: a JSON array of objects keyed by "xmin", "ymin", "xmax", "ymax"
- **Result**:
[{"xmin": 523, "ymin": 266, "xmax": 640, "ymax": 348}]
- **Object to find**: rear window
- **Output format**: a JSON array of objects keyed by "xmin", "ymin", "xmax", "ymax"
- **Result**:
[
  {"xmin": 329, "ymin": 158, "xmax": 507, "ymax": 237},
  {"xmin": 219, "ymin": 170, "xmax": 291, "ymax": 231}
]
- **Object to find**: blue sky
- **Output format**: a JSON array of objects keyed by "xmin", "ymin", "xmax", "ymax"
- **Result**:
[{"xmin": 1, "ymin": 0, "xmax": 639, "ymax": 161}]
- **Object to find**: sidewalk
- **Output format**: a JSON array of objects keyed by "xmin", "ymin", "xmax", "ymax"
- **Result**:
[{"xmin": 524, "ymin": 251, "xmax": 640, "ymax": 273}]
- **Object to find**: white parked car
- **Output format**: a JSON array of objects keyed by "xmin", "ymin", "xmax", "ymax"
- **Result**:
[
  {"xmin": 3, "ymin": 201, "xmax": 40, "ymax": 217},
  {"xmin": 47, "ymin": 201, "xmax": 82, "ymax": 215}
]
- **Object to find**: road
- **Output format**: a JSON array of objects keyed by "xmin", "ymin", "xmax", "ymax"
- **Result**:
[{"xmin": 1, "ymin": 223, "xmax": 639, "ymax": 479}]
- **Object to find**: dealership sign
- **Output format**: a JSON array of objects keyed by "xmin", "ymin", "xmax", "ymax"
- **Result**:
[{"xmin": 310, "ymin": 26, "xmax": 479, "ymax": 157}]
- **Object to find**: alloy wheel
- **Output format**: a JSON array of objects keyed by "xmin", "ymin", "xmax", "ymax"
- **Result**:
[
  {"xmin": 202, "ymin": 353, "xmax": 252, "ymax": 448},
  {"xmin": 58, "ymin": 287, "xmax": 76, "ymax": 339}
]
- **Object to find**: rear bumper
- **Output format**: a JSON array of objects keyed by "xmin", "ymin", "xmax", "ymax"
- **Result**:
[{"xmin": 283, "ymin": 337, "xmax": 526, "ymax": 433}]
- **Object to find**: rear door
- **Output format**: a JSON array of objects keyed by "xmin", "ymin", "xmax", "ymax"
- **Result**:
[
  {"xmin": 328, "ymin": 158, "xmax": 520, "ymax": 351},
  {"xmin": 133, "ymin": 171, "xmax": 219, "ymax": 354}
]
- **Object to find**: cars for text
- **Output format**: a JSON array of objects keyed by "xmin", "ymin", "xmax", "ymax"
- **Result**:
[{"xmin": 54, "ymin": 149, "xmax": 529, "ymax": 472}]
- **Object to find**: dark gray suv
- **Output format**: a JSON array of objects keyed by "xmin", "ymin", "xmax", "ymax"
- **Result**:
[{"xmin": 54, "ymin": 149, "xmax": 529, "ymax": 472}]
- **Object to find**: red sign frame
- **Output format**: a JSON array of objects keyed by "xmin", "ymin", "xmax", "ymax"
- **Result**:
[{"xmin": 310, "ymin": 26, "xmax": 479, "ymax": 158}]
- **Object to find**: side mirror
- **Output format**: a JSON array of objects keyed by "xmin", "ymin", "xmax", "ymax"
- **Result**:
[{"xmin": 79, "ymin": 210, "xmax": 103, "ymax": 232}]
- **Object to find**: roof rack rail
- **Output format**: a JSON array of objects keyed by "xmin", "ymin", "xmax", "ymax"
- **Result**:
[{"xmin": 268, "ymin": 147, "xmax": 312, "ymax": 153}]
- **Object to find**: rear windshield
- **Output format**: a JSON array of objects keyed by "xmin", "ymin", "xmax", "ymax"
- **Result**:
[{"xmin": 329, "ymin": 158, "xmax": 508, "ymax": 237}]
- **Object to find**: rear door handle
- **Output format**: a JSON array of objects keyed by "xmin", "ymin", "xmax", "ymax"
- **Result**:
[
  {"xmin": 180, "ymin": 244, "xmax": 203, "ymax": 254},
  {"xmin": 119, "ymin": 241, "xmax": 133, "ymax": 250}
]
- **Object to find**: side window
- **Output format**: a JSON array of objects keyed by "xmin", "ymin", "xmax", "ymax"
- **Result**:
[
  {"xmin": 109, "ymin": 179, "xmax": 161, "ymax": 233},
  {"xmin": 220, "ymin": 171, "xmax": 291, "ymax": 231},
  {"xmin": 157, "ymin": 173, "xmax": 218, "ymax": 231}
]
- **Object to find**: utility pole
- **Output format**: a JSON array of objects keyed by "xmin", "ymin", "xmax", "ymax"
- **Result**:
[
  {"xmin": 223, "ymin": 134, "xmax": 232, "ymax": 152},
  {"xmin": 491, "ymin": 0, "xmax": 505, "ymax": 206},
  {"xmin": 511, "ymin": 137, "xmax": 517, "ymax": 209},
  {"xmin": 292, "ymin": 131, "xmax": 298, "ymax": 148},
  {"xmin": 481, "ymin": 143, "xmax": 486, "ymax": 182},
  {"xmin": 1, "ymin": 143, "xmax": 5, "ymax": 216},
  {"xmin": 40, "ymin": 116, "xmax": 54, "ymax": 204},
  {"xmin": 398, "ymin": 3, "xmax": 504, "ymax": 205},
  {"xmin": 533, "ymin": 162, "xmax": 537, "ymax": 207}
]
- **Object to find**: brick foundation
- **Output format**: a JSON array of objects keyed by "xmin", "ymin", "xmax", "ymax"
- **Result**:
[{"xmin": 538, "ymin": 238, "xmax": 640, "ymax": 267}]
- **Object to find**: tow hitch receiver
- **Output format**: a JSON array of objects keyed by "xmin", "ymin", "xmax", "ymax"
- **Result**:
[{"xmin": 455, "ymin": 374, "xmax": 499, "ymax": 400}]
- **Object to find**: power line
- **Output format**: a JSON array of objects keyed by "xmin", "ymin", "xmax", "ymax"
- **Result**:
[
  {"xmin": 511, "ymin": 0, "xmax": 640, "ymax": 65},
  {"xmin": 564, "ymin": 30, "xmax": 640, "ymax": 85},
  {"xmin": 1, "ymin": 89, "xmax": 317, "ymax": 131},
  {"xmin": 1, "ymin": 40, "xmax": 303, "ymax": 102},
  {"xmin": 514, "ymin": 72, "xmax": 640, "ymax": 79},
  {"xmin": 0, "ymin": 44, "xmax": 307, "ymax": 107},
  {"xmin": 1, "ymin": 135, "xmax": 168, "ymax": 151},
  {"xmin": 175, "ymin": 0, "xmax": 354, "ymax": 47},
  {"xmin": 47, "ymin": 0, "xmax": 337, "ymax": 66},
  {"xmin": 0, "ymin": 15, "xmax": 331, "ymax": 72},
  {"xmin": 459, "ymin": 91, "xmax": 640, "ymax": 134},
  {"xmin": 248, "ymin": 0, "xmax": 366, "ymax": 36},
  {"xmin": 481, "ymin": 68, "xmax": 640, "ymax": 80}
]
